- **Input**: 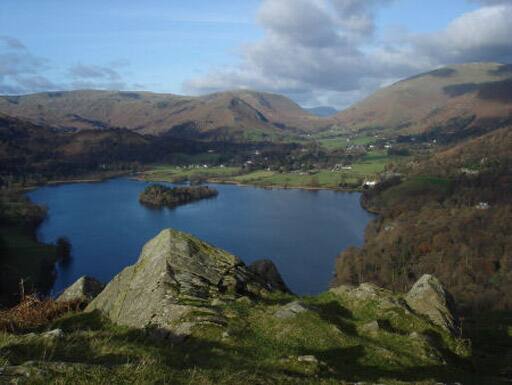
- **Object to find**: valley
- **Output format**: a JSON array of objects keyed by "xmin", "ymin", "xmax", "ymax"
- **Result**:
[{"xmin": 1, "ymin": 62, "xmax": 512, "ymax": 384}]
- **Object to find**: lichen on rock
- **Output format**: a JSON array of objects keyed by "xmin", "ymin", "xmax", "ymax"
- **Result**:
[
  {"xmin": 405, "ymin": 274, "xmax": 459, "ymax": 334},
  {"xmin": 86, "ymin": 229, "xmax": 284, "ymax": 339}
]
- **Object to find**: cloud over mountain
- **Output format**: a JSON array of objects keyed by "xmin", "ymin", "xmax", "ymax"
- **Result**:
[
  {"xmin": 0, "ymin": 35, "xmax": 57, "ymax": 94},
  {"xmin": 185, "ymin": 0, "xmax": 512, "ymax": 109},
  {"xmin": 0, "ymin": 36, "xmax": 132, "ymax": 95}
]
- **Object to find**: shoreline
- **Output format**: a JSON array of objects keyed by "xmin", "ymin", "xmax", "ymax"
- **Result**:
[
  {"xmin": 133, "ymin": 173, "xmax": 363, "ymax": 193},
  {"xmin": 20, "ymin": 171, "xmax": 133, "ymax": 192},
  {"xmin": 16, "ymin": 170, "xmax": 373, "ymax": 304}
]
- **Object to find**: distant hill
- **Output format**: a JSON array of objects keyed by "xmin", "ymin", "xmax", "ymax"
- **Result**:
[
  {"xmin": 0, "ymin": 90, "xmax": 327, "ymax": 141},
  {"xmin": 334, "ymin": 63, "xmax": 512, "ymax": 138},
  {"xmin": 2, "ymin": 63, "xmax": 511, "ymax": 143},
  {"xmin": 305, "ymin": 106, "xmax": 338, "ymax": 117}
]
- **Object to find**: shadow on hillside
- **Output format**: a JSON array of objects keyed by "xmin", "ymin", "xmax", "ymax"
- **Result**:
[
  {"xmin": 313, "ymin": 300, "xmax": 357, "ymax": 336},
  {"xmin": 464, "ymin": 311, "xmax": 512, "ymax": 384},
  {"xmin": 1, "ymin": 310, "xmax": 503, "ymax": 384}
]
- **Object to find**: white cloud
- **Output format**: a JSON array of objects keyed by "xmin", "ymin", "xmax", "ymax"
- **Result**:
[
  {"xmin": 415, "ymin": 5, "xmax": 512, "ymax": 64},
  {"xmin": 185, "ymin": 1, "xmax": 512, "ymax": 109},
  {"xmin": 0, "ymin": 37, "xmax": 136, "ymax": 94}
]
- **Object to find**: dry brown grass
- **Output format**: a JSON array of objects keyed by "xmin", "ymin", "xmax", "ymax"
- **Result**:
[{"xmin": 0, "ymin": 295, "xmax": 81, "ymax": 332}]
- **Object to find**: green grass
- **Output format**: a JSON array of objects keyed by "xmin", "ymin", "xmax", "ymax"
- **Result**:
[
  {"xmin": 0, "ymin": 290, "xmax": 477, "ymax": 385},
  {"xmin": 141, "ymin": 149, "xmax": 395, "ymax": 190},
  {"xmin": 350, "ymin": 136, "xmax": 377, "ymax": 145},
  {"xmin": 316, "ymin": 134, "xmax": 378, "ymax": 151},
  {"xmin": 318, "ymin": 138, "xmax": 349, "ymax": 151},
  {"xmin": 350, "ymin": 150, "xmax": 390, "ymax": 175},
  {"xmin": 230, "ymin": 170, "xmax": 341, "ymax": 188},
  {"xmin": 142, "ymin": 166, "xmax": 243, "ymax": 183}
]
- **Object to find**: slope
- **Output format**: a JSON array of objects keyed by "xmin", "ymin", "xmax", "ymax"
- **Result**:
[{"xmin": 334, "ymin": 63, "xmax": 512, "ymax": 137}]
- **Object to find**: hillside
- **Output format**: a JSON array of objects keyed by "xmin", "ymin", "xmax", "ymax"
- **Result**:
[
  {"xmin": 0, "ymin": 229, "xmax": 482, "ymax": 384},
  {"xmin": 417, "ymin": 124, "xmax": 512, "ymax": 175},
  {"xmin": 0, "ymin": 114, "xmax": 152, "ymax": 180},
  {"xmin": 0, "ymin": 90, "xmax": 327, "ymax": 140},
  {"xmin": 333, "ymin": 125, "xmax": 512, "ymax": 312},
  {"xmin": 334, "ymin": 63, "xmax": 512, "ymax": 137}
]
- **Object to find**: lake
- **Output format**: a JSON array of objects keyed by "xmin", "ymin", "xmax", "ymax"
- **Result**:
[{"xmin": 28, "ymin": 178, "xmax": 374, "ymax": 296}]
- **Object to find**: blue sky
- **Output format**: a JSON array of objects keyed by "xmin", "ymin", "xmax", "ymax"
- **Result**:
[
  {"xmin": 0, "ymin": 0, "xmax": 261, "ymax": 91},
  {"xmin": 1, "ymin": 0, "xmax": 510, "ymax": 108}
]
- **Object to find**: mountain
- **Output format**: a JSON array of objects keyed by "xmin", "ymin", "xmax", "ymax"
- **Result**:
[
  {"xmin": 334, "ymin": 63, "xmax": 512, "ymax": 138},
  {"xmin": 0, "ymin": 90, "xmax": 326, "ymax": 140},
  {"xmin": 305, "ymin": 106, "xmax": 338, "ymax": 117}
]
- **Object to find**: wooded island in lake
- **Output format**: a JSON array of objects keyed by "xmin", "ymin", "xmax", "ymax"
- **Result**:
[{"xmin": 139, "ymin": 184, "xmax": 218, "ymax": 208}]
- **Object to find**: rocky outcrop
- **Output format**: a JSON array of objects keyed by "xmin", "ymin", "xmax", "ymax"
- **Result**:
[
  {"xmin": 330, "ymin": 282, "xmax": 408, "ymax": 311},
  {"xmin": 274, "ymin": 301, "xmax": 309, "ymax": 319},
  {"xmin": 86, "ymin": 229, "xmax": 283, "ymax": 339},
  {"xmin": 330, "ymin": 275, "xmax": 460, "ymax": 338},
  {"xmin": 56, "ymin": 276, "xmax": 104, "ymax": 304},
  {"xmin": 405, "ymin": 274, "xmax": 459, "ymax": 334},
  {"xmin": 249, "ymin": 259, "xmax": 291, "ymax": 293}
]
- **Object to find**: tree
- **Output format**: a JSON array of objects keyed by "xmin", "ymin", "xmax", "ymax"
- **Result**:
[{"xmin": 56, "ymin": 237, "xmax": 72, "ymax": 263}]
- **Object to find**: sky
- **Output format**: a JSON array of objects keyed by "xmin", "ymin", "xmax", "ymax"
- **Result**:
[{"xmin": 1, "ymin": 0, "xmax": 511, "ymax": 109}]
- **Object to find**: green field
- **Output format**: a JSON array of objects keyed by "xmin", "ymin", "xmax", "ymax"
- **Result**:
[
  {"xmin": 141, "ymin": 149, "xmax": 394, "ymax": 189},
  {"xmin": 315, "ymin": 134, "xmax": 379, "ymax": 151},
  {"xmin": 350, "ymin": 135, "xmax": 378, "ymax": 145},
  {"xmin": 142, "ymin": 166, "xmax": 243, "ymax": 183},
  {"xmin": 317, "ymin": 137, "xmax": 350, "ymax": 151}
]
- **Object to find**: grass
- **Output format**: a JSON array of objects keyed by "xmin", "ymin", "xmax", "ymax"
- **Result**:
[
  {"xmin": 140, "ymin": 150, "xmax": 395, "ymax": 190},
  {"xmin": 315, "ymin": 134, "xmax": 379, "ymax": 151},
  {"xmin": 350, "ymin": 136, "xmax": 377, "ymax": 145},
  {"xmin": 142, "ymin": 166, "xmax": 243, "ymax": 183},
  {"xmin": 350, "ymin": 150, "xmax": 390, "ymax": 175},
  {"xmin": 0, "ymin": 289, "xmax": 480, "ymax": 384},
  {"xmin": 317, "ymin": 137, "xmax": 349, "ymax": 151}
]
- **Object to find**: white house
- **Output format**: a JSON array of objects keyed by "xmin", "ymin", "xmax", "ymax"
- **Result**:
[
  {"xmin": 363, "ymin": 180, "xmax": 378, "ymax": 188},
  {"xmin": 476, "ymin": 202, "xmax": 490, "ymax": 210}
]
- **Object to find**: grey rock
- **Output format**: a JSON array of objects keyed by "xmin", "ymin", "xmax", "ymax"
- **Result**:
[
  {"xmin": 56, "ymin": 276, "xmax": 104, "ymax": 304},
  {"xmin": 0, "ymin": 361, "xmax": 47, "ymax": 383},
  {"xmin": 235, "ymin": 296, "xmax": 252, "ymax": 305},
  {"xmin": 210, "ymin": 298, "xmax": 225, "ymax": 307},
  {"xmin": 86, "ymin": 229, "xmax": 274, "ymax": 338},
  {"xmin": 330, "ymin": 283, "xmax": 408, "ymax": 311},
  {"xmin": 297, "ymin": 355, "xmax": 318, "ymax": 364},
  {"xmin": 249, "ymin": 259, "xmax": 291, "ymax": 293},
  {"xmin": 359, "ymin": 320, "xmax": 380, "ymax": 335},
  {"xmin": 405, "ymin": 274, "xmax": 458, "ymax": 334},
  {"xmin": 274, "ymin": 301, "xmax": 309, "ymax": 319},
  {"xmin": 41, "ymin": 329, "xmax": 64, "ymax": 339}
]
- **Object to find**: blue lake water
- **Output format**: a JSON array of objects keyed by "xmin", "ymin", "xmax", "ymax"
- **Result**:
[{"xmin": 27, "ymin": 178, "xmax": 374, "ymax": 296}]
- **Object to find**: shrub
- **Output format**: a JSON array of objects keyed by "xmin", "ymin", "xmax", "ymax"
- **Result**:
[{"xmin": 0, "ymin": 295, "xmax": 81, "ymax": 333}]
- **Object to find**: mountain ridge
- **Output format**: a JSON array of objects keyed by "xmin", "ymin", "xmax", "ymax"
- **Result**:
[{"xmin": 0, "ymin": 89, "xmax": 328, "ymax": 140}]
